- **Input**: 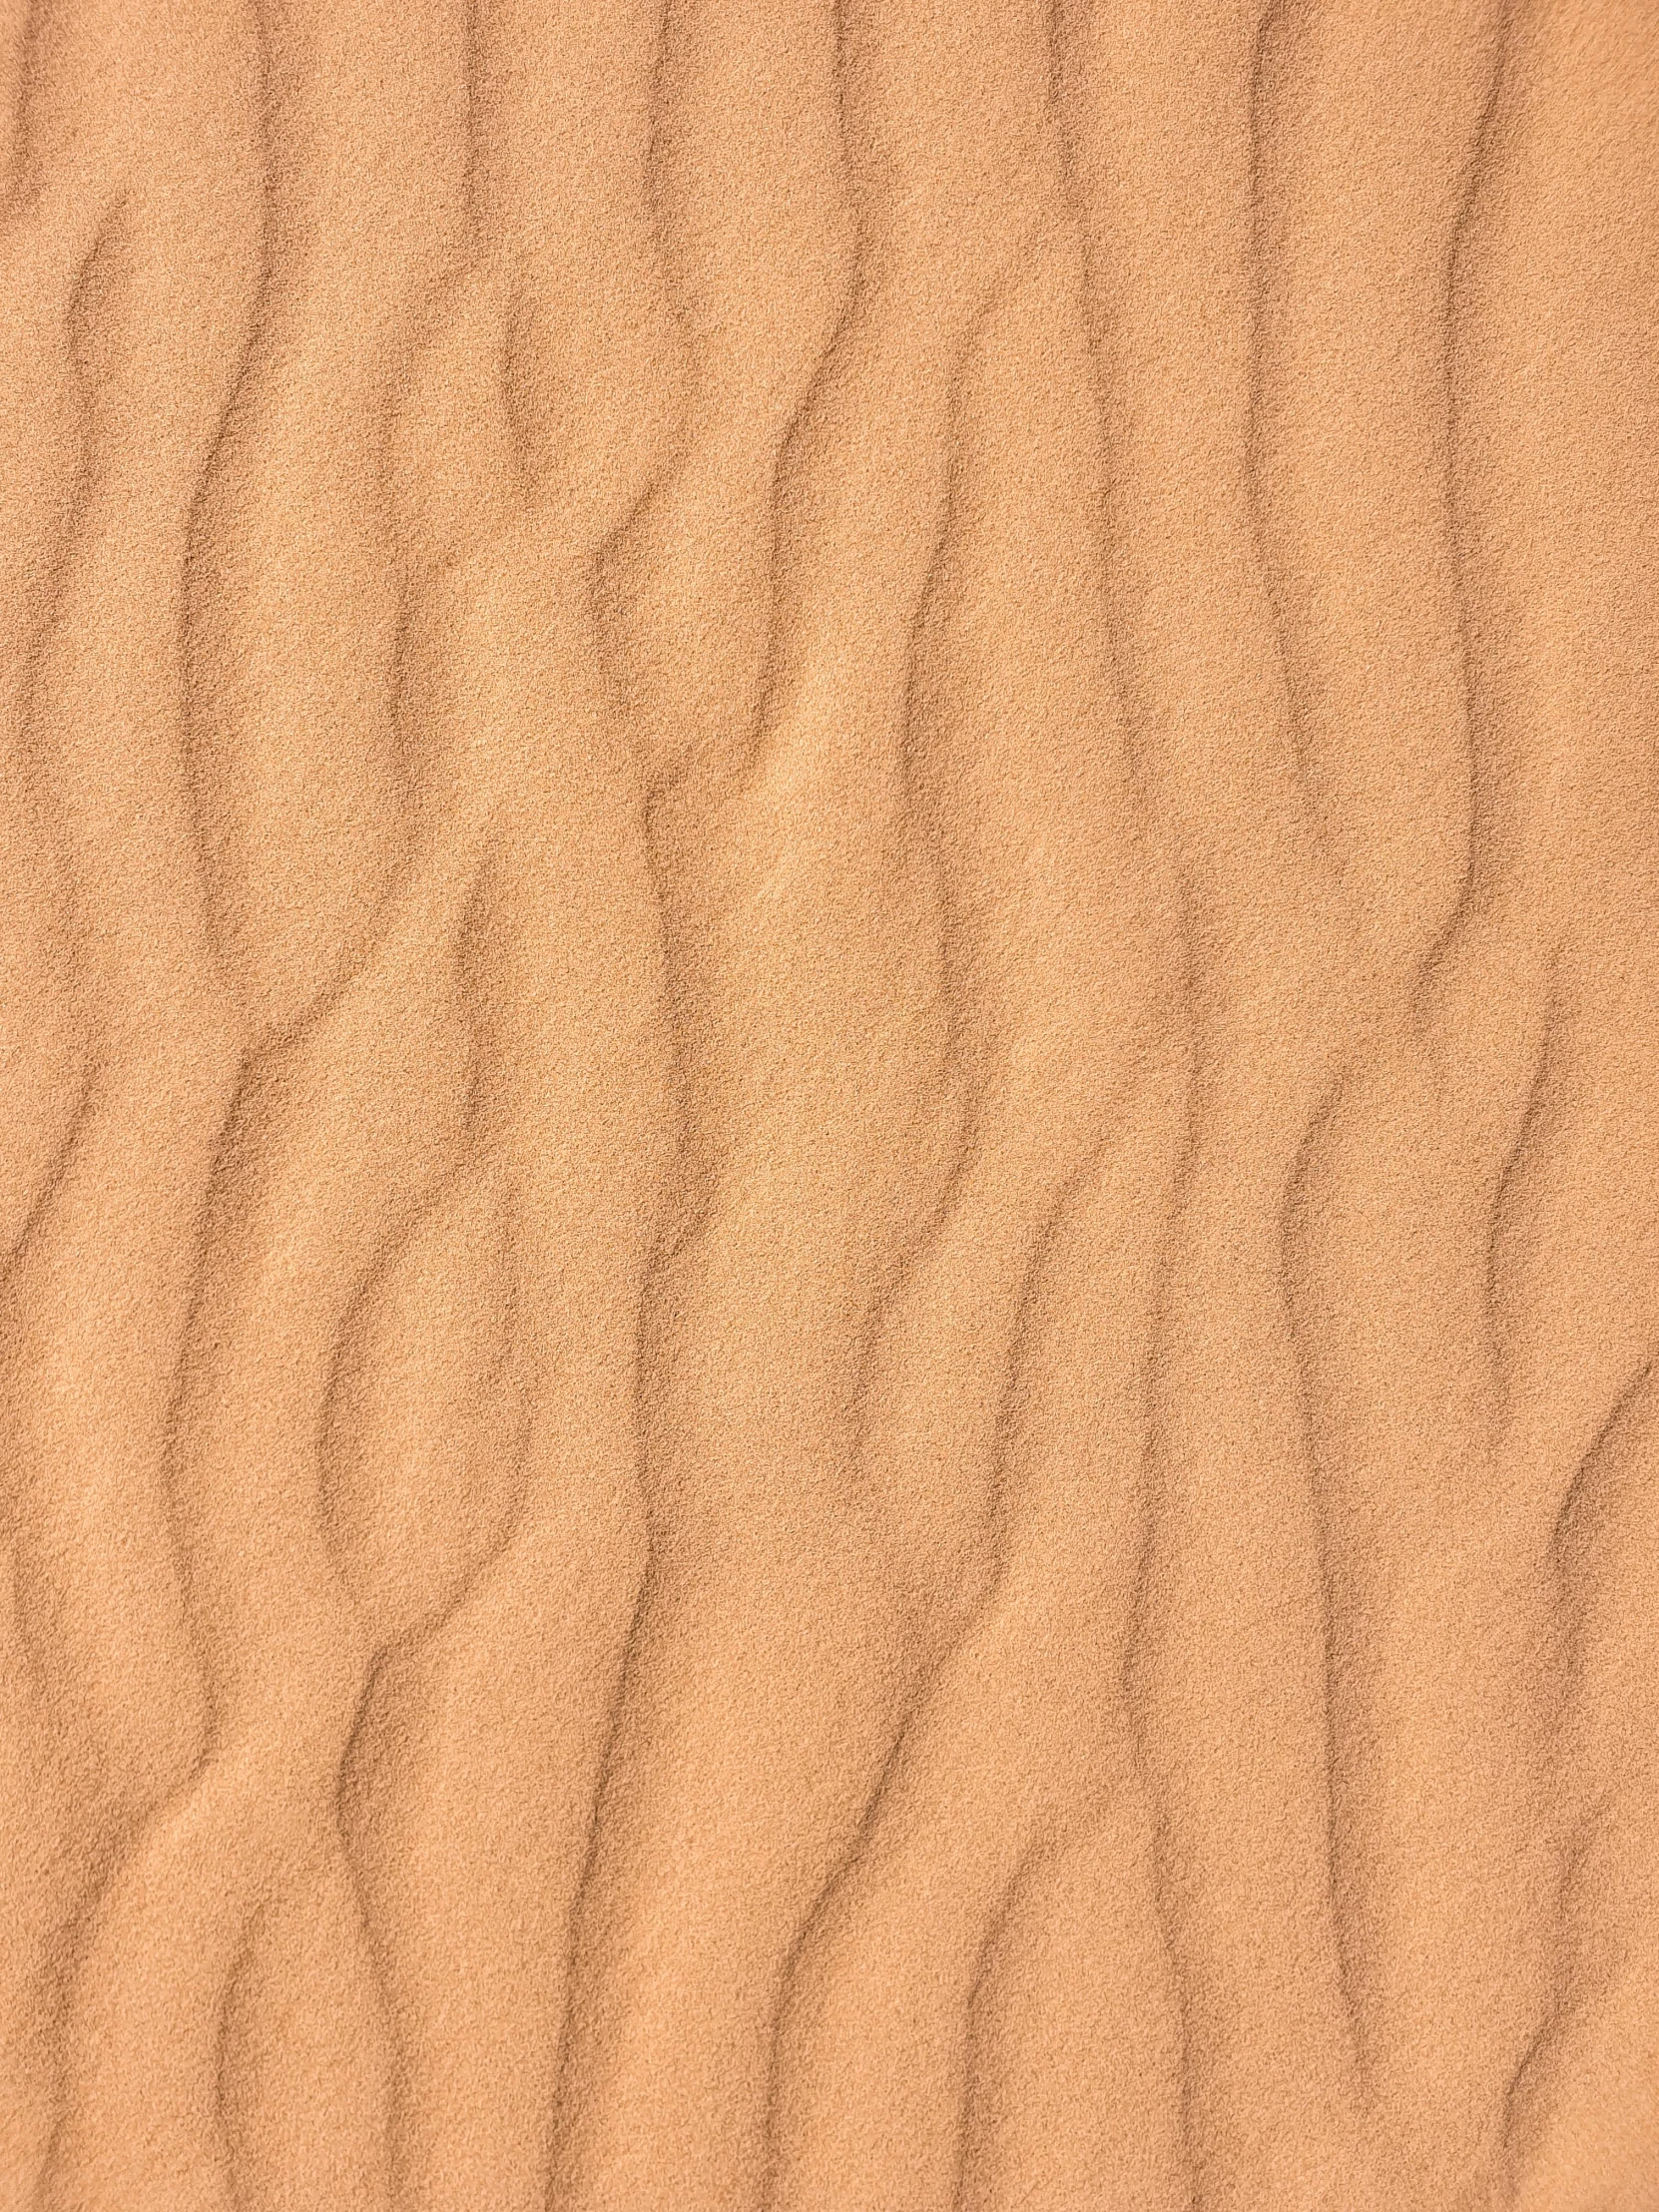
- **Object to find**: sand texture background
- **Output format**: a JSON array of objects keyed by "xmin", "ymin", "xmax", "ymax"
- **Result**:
[{"xmin": 1, "ymin": 0, "xmax": 1657, "ymax": 2206}]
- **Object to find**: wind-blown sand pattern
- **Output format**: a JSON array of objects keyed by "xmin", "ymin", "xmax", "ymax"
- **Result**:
[{"xmin": 1, "ymin": 1, "xmax": 1655, "ymax": 2206}]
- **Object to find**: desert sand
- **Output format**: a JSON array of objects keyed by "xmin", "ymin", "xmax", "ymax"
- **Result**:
[{"xmin": 1, "ymin": 0, "xmax": 1656, "ymax": 2206}]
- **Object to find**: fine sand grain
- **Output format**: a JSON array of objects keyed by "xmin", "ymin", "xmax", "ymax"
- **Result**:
[{"xmin": 2, "ymin": 3, "xmax": 1657, "ymax": 2208}]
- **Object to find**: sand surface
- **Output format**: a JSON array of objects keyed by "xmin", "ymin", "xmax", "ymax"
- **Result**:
[{"xmin": 1, "ymin": 2, "xmax": 1657, "ymax": 2207}]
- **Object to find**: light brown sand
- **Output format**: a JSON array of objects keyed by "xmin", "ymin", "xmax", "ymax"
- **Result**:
[{"xmin": 1, "ymin": 2, "xmax": 1656, "ymax": 2207}]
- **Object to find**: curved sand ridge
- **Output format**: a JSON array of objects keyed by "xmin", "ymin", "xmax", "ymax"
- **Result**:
[{"xmin": 1, "ymin": 2, "xmax": 1656, "ymax": 2208}]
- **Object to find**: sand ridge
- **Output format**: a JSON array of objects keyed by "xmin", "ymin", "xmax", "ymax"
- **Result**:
[{"xmin": 1, "ymin": 1, "xmax": 1656, "ymax": 2207}]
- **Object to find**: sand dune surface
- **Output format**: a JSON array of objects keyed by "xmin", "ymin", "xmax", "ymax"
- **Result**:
[{"xmin": 2, "ymin": 2, "xmax": 1658, "ymax": 2207}]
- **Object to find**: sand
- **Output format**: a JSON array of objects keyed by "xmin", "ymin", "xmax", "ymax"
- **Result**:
[{"xmin": 1, "ymin": 1, "xmax": 1656, "ymax": 2206}]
